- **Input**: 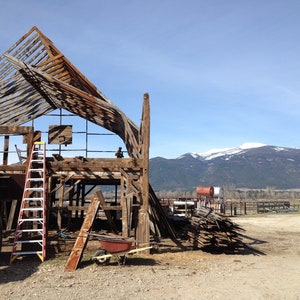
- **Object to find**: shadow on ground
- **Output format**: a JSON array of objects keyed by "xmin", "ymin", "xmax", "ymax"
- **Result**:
[{"xmin": 0, "ymin": 252, "xmax": 42, "ymax": 284}]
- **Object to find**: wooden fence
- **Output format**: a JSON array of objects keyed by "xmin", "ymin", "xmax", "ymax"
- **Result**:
[
  {"xmin": 225, "ymin": 201, "xmax": 300, "ymax": 216},
  {"xmin": 159, "ymin": 198, "xmax": 300, "ymax": 217}
]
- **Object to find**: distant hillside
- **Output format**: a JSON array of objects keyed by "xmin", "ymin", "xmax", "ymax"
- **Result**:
[{"xmin": 149, "ymin": 143, "xmax": 300, "ymax": 192}]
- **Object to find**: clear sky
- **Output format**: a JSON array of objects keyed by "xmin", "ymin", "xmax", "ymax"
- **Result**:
[{"xmin": 1, "ymin": 0, "xmax": 300, "ymax": 158}]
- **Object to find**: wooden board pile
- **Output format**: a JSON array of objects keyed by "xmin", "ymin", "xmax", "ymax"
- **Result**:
[{"xmin": 185, "ymin": 208, "xmax": 244, "ymax": 252}]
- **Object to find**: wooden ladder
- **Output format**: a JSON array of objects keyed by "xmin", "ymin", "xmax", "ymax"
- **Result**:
[{"xmin": 10, "ymin": 142, "xmax": 47, "ymax": 263}]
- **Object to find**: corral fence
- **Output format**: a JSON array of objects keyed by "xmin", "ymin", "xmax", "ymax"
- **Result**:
[
  {"xmin": 159, "ymin": 198, "xmax": 300, "ymax": 218},
  {"xmin": 225, "ymin": 200, "xmax": 300, "ymax": 216}
]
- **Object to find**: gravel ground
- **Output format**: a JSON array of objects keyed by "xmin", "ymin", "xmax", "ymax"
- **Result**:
[{"xmin": 1, "ymin": 213, "xmax": 300, "ymax": 300}]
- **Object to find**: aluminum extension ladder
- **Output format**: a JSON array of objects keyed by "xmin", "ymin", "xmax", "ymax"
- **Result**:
[{"xmin": 10, "ymin": 142, "xmax": 47, "ymax": 263}]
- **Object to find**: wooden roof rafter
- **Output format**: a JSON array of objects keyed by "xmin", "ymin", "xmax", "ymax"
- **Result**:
[{"xmin": 0, "ymin": 26, "xmax": 146, "ymax": 158}]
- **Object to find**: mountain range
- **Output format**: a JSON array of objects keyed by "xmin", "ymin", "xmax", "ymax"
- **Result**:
[{"xmin": 149, "ymin": 143, "xmax": 300, "ymax": 192}]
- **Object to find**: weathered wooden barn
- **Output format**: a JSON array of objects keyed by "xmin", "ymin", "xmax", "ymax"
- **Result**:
[{"xmin": 0, "ymin": 26, "xmax": 175, "ymax": 261}]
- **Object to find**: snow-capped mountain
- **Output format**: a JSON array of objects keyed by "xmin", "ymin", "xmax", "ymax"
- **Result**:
[
  {"xmin": 150, "ymin": 143, "xmax": 300, "ymax": 191},
  {"xmin": 192, "ymin": 143, "xmax": 266, "ymax": 160}
]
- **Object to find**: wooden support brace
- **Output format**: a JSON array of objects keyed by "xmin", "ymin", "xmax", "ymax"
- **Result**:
[
  {"xmin": 6, "ymin": 200, "xmax": 18, "ymax": 231},
  {"xmin": 96, "ymin": 190, "xmax": 118, "ymax": 234},
  {"xmin": 65, "ymin": 196, "xmax": 101, "ymax": 271}
]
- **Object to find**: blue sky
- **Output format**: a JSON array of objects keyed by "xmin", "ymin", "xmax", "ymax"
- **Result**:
[{"xmin": 1, "ymin": 0, "xmax": 300, "ymax": 158}]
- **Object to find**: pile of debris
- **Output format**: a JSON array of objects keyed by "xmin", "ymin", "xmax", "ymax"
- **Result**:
[{"xmin": 184, "ymin": 208, "xmax": 244, "ymax": 252}]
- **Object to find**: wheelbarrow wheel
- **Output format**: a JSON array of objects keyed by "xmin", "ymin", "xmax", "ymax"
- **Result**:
[{"xmin": 93, "ymin": 249, "xmax": 110, "ymax": 265}]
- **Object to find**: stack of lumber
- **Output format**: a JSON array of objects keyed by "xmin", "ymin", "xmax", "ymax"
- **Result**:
[
  {"xmin": 149, "ymin": 185, "xmax": 178, "ymax": 240},
  {"xmin": 185, "ymin": 208, "xmax": 244, "ymax": 251}
]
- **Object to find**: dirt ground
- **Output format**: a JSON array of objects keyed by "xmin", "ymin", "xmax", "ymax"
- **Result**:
[{"xmin": 1, "ymin": 213, "xmax": 300, "ymax": 300}]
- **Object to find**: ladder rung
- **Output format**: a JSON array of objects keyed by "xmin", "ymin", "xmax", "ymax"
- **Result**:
[
  {"xmin": 19, "ymin": 218, "xmax": 43, "ymax": 222},
  {"xmin": 27, "ymin": 178, "xmax": 43, "ymax": 181},
  {"xmin": 25, "ymin": 187, "xmax": 44, "ymax": 191},
  {"xmin": 17, "ymin": 229, "xmax": 43, "ymax": 233},
  {"xmin": 12, "ymin": 251, "xmax": 43, "ymax": 255},
  {"xmin": 22, "ymin": 208, "xmax": 43, "ymax": 211},
  {"xmin": 23, "ymin": 198, "xmax": 44, "ymax": 201},
  {"xmin": 15, "ymin": 240, "xmax": 43, "ymax": 244},
  {"xmin": 29, "ymin": 168, "xmax": 44, "ymax": 172}
]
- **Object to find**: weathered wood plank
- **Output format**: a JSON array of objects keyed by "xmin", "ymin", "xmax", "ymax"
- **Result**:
[
  {"xmin": 48, "ymin": 158, "xmax": 143, "ymax": 170},
  {"xmin": 64, "ymin": 205, "xmax": 122, "ymax": 211},
  {"xmin": 136, "ymin": 94, "xmax": 150, "ymax": 248},
  {"xmin": 0, "ymin": 165, "xmax": 26, "ymax": 171},
  {"xmin": 6, "ymin": 199, "xmax": 18, "ymax": 231},
  {"xmin": 65, "ymin": 196, "xmax": 101, "ymax": 271},
  {"xmin": 0, "ymin": 126, "xmax": 33, "ymax": 134},
  {"xmin": 96, "ymin": 190, "xmax": 118, "ymax": 234},
  {"xmin": 3, "ymin": 135, "xmax": 9, "ymax": 165}
]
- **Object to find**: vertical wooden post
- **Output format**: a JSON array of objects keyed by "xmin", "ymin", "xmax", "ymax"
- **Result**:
[
  {"xmin": 81, "ymin": 183, "xmax": 85, "ymax": 219},
  {"xmin": 75, "ymin": 183, "xmax": 80, "ymax": 219},
  {"xmin": 68, "ymin": 183, "xmax": 74, "ymax": 226},
  {"xmin": 3, "ymin": 135, "xmax": 9, "ymax": 165},
  {"xmin": 120, "ymin": 173, "xmax": 128, "ymax": 237},
  {"xmin": 0, "ymin": 202, "xmax": 3, "ymax": 251},
  {"xmin": 57, "ymin": 177, "xmax": 65, "ymax": 230},
  {"xmin": 27, "ymin": 131, "xmax": 34, "ymax": 156},
  {"xmin": 6, "ymin": 199, "xmax": 18, "ymax": 231},
  {"xmin": 136, "ymin": 93, "xmax": 150, "ymax": 248}
]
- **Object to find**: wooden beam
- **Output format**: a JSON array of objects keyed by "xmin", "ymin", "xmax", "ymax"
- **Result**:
[
  {"xmin": 65, "ymin": 205, "xmax": 122, "ymax": 211},
  {"xmin": 0, "ymin": 126, "xmax": 33, "ymax": 134},
  {"xmin": 57, "ymin": 177, "xmax": 65, "ymax": 230},
  {"xmin": 0, "ymin": 165, "xmax": 26, "ymax": 171},
  {"xmin": 3, "ymin": 136, "xmax": 9, "ymax": 165},
  {"xmin": 120, "ymin": 174, "xmax": 127, "ymax": 237},
  {"xmin": 48, "ymin": 158, "xmax": 143, "ymax": 169},
  {"xmin": 136, "ymin": 93, "xmax": 150, "ymax": 248},
  {"xmin": 6, "ymin": 200, "xmax": 18, "ymax": 231},
  {"xmin": 65, "ymin": 196, "xmax": 101, "ymax": 271},
  {"xmin": 96, "ymin": 190, "xmax": 118, "ymax": 234},
  {"xmin": 63, "ymin": 179, "xmax": 81, "ymax": 196}
]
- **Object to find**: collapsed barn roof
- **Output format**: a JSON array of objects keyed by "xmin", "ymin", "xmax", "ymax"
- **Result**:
[
  {"xmin": 0, "ymin": 26, "xmax": 140, "ymax": 157},
  {"xmin": 0, "ymin": 27, "xmax": 178, "ymax": 247}
]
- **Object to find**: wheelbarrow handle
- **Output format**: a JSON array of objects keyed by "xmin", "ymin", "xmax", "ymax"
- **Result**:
[
  {"xmin": 85, "ymin": 231, "xmax": 136, "ymax": 242},
  {"xmin": 127, "ymin": 246, "xmax": 153, "ymax": 255}
]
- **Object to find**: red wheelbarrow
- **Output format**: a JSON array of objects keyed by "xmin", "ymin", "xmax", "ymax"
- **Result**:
[{"xmin": 89, "ymin": 233, "xmax": 152, "ymax": 265}]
